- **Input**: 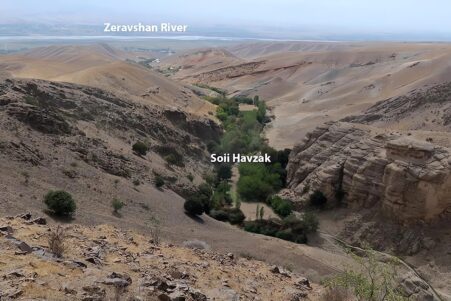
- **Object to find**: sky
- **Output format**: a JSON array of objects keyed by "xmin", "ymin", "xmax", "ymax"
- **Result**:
[{"xmin": 1, "ymin": 0, "xmax": 451, "ymax": 40}]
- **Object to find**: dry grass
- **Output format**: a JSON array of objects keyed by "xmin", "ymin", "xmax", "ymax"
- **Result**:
[
  {"xmin": 319, "ymin": 287, "xmax": 357, "ymax": 301},
  {"xmin": 48, "ymin": 226, "xmax": 66, "ymax": 258}
]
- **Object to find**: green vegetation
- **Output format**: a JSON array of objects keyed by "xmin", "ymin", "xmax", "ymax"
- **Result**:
[
  {"xmin": 155, "ymin": 146, "xmax": 184, "ymax": 167},
  {"xmin": 200, "ymin": 94, "xmax": 308, "ymax": 238},
  {"xmin": 44, "ymin": 190, "xmax": 76, "ymax": 216},
  {"xmin": 183, "ymin": 183, "xmax": 213, "ymax": 216},
  {"xmin": 323, "ymin": 248, "xmax": 408, "ymax": 301},
  {"xmin": 244, "ymin": 214, "xmax": 306, "ymax": 244},
  {"xmin": 309, "ymin": 190, "xmax": 328, "ymax": 209},
  {"xmin": 111, "ymin": 198, "xmax": 124, "ymax": 213},
  {"xmin": 209, "ymin": 207, "xmax": 245, "ymax": 225},
  {"xmin": 183, "ymin": 198, "xmax": 205, "ymax": 216},
  {"xmin": 216, "ymin": 163, "xmax": 232, "ymax": 181},
  {"xmin": 237, "ymin": 163, "xmax": 282, "ymax": 201},
  {"xmin": 154, "ymin": 175, "xmax": 165, "ymax": 188},
  {"xmin": 268, "ymin": 196, "xmax": 293, "ymax": 217},
  {"xmin": 243, "ymin": 211, "xmax": 319, "ymax": 244},
  {"xmin": 132, "ymin": 141, "xmax": 149, "ymax": 156},
  {"xmin": 301, "ymin": 211, "xmax": 319, "ymax": 233},
  {"xmin": 187, "ymin": 173, "xmax": 194, "ymax": 182}
]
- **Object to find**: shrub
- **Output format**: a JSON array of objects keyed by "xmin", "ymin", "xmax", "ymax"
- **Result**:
[
  {"xmin": 154, "ymin": 175, "xmax": 165, "ymax": 188},
  {"xmin": 111, "ymin": 198, "xmax": 124, "ymax": 213},
  {"xmin": 226, "ymin": 208, "xmax": 246, "ymax": 224},
  {"xmin": 319, "ymin": 287, "xmax": 355, "ymax": 301},
  {"xmin": 209, "ymin": 209, "xmax": 229, "ymax": 221},
  {"xmin": 164, "ymin": 153, "xmax": 184, "ymax": 166},
  {"xmin": 209, "ymin": 207, "xmax": 245, "ymax": 224},
  {"xmin": 147, "ymin": 215, "xmax": 162, "ymax": 245},
  {"xmin": 184, "ymin": 198, "xmax": 204, "ymax": 216},
  {"xmin": 276, "ymin": 229, "xmax": 295, "ymax": 241},
  {"xmin": 187, "ymin": 173, "xmax": 194, "ymax": 182},
  {"xmin": 324, "ymin": 248, "xmax": 408, "ymax": 301},
  {"xmin": 309, "ymin": 190, "xmax": 327, "ymax": 209},
  {"xmin": 48, "ymin": 226, "xmax": 66, "ymax": 258},
  {"xmin": 244, "ymin": 216, "xmax": 307, "ymax": 244},
  {"xmin": 132, "ymin": 141, "xmax": 149, "ymax": 156},
  {"xmin": 301, "ymin": 211, "xmax": 319, "ymax": 233},
  {"xmin": 216, "ymin": 164, "xmax": 232, "ymax": 180},
  {"xmin": 212, "ymin": 181, "xmax": 232, "ymax": 207},
  {"xmin": 44, "ymin": 190, "xmax": 76, "ymax": 216},
  {"xmin": 269, "ymin": 196, "xmax": 293, "ymax": 217}
]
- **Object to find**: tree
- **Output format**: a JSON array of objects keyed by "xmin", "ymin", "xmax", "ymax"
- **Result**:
[
  {"xmin": 44, "ymin": 190, "xmax": 76, "ymax": 216},
  {"xmin": 237, "ymin": 163, "xmax": 281, "ymax": 202},
  {"xmin": 184, "ymin": 198, "xmax": 204, "ymax": 216},
  {"xmin": 216, "ymin": 164, "xmax": 232, "ymax": 181},
  {"xmin": 309, "ymin": 190, "xmax": 328, "ymax": 209},
  {"xmin": 132, "ymin": 141, "xmax": 149, "ymax": 156},
  {"xmin": 269, "ymin": 196, "xmax": 293, "ymax": 217},
  {"xmin": 301, "ymin": 211, "xmax": 319, "ymax": 233},
  {"xmin": 259, "ymin": 206, "xmax": 265, "ymax": 220},
  {"xmin": 111, "ymin": 198, "xmax": 124, "ymax": 213}
]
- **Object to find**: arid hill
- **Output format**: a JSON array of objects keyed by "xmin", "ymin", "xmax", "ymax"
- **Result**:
[
  {"xmin": 0, "ymin": 214, "xmax": 320, "ymax": 300},
  {"xmin": 0, "ymin": 45, "xmax": 216, "ymax": 118},
  {"xmin": 0, "ymin": 78, "xmax": 356, "ymax": 287},
  {"xmin": 161, "ymin": 42, "xmax": 451, "ymax": 148},
  {"xmin": 158, "ymin": 48, "xmax": 243, "ymax": 78}
]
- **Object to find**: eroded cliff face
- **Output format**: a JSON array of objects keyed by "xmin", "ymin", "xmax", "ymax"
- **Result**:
[{"xmin": 285, "ymin": 122, "xmax": 451, "ymax": 223}]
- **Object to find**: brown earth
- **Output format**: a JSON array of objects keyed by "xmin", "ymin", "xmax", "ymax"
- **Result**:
[
  {"xmin": 161, "ymin": 42, "xmax": 451, "ymax": 149},
  {"xmin": 0, "ymin": 214, "xmax": 322, "ymax": 300},
  {"xmin": 0, "ymin": 44, "xmax": 216, "ymax": 118},
  {"xmin": 0, "ymin": 78, "xmax": 354, "ymax": 289}
]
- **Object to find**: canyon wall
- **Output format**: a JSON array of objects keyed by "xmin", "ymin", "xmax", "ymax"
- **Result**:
[{"xmin": 285, "ymin": 122, "xmax": 451, "ymax": 223}]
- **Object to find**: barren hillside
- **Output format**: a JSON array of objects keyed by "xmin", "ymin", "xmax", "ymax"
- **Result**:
[
  {"xmin": 0, "ymin": 214, "xmax": 321, "ymax": 300},
  {"xmin": 0, "ymin": 45, "xmax": 216, "ymax": 118},
  {"xmin": 0, "ymin": 78, "xmax": 355, "ymax": 286},
  {"xmin": 162, "ymin": 42, "xmax": 451, "ymax": 148}
]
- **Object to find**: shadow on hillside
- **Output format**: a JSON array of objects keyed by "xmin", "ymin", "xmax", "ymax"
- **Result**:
[
  {"xmin": 185, "ymin": 213, "xmax": 205, "ymax": 224},
  {"xmin": 112, "ymin": 211, "xmax": 123, "ymax": 218},
  {"xmin": 43, "ymin": 210, "xmax": 75, "ymax": 223}
]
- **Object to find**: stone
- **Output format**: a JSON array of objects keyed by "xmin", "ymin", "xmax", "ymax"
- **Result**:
[
  {"xmin": 61, "ymin": 284, "xmax": 77, "ymax": 295},
  {"xmin": 16, "ymin": 241, "xmax": 33, "ymax": 254},
  {"xmin": 0, "ymin": 225, "xmax": 13, "ymax": 233},
  {"xmin": 285, "ymin": 122, "xmax": 451, "ymax": 223},
  {"xmin": 30, "ymin": 217, "xmax": 47, "ymax": 225},
  {"xmin": 4, "ymin": 269, "xmax": 26, "ymax": 279},
  {"xmin": 17, "ymin": 212, "xmax": 32, "ymax": 220},
  {"xmin": 294, "ymin": 277, "xmax": 311, "ymax": 290},
  {"xmin": 104, "ymin": 272, "xmax": 132, "ymax": 287},
  {"xmin": 6, "ymin": 289, "xmax": 23, "ymax": 299}
]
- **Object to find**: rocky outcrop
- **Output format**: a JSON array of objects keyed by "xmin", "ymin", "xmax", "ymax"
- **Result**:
[
  {"xmin": 343, "ymin": 81, "xmax": 451, "ymax": 131},
  {"xmin": 285, "ymin": 122, "xmax": 451, "ymax": 223},
  {"xmin": 0, "ymin": 215, "xmax": 318, "ymax": 301}
]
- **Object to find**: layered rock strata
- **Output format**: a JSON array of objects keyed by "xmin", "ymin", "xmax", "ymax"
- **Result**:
[{"xmin": 285, "ymin": 122, "xmax": 451, "ymax": 222}]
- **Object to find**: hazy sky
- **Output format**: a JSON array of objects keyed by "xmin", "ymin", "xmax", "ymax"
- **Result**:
[{"xmin": 2, "ymin": 0, "xmax": 451, "ymax": 38}]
